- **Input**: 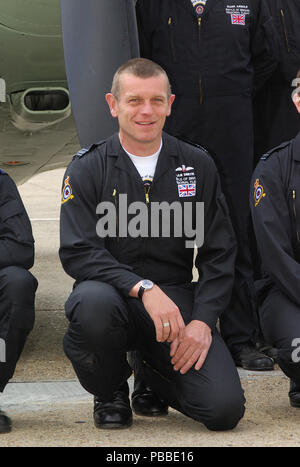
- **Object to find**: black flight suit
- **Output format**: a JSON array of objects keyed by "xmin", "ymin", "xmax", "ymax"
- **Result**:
[
  {"xmin": 59, "ymin": 132, "xmax": 245, "ymax": 431},
  {"xmin": 250, "ymin": 131, "xmax": 300, "ymax": 384},
  {"xmin": 253, "ymin": 0, "xmax": 300, "ymax": 164},
  {"xmin": 135, "ymin": 0, "xmax": 278, "ymax": 354},
  {"xmin": 0, "ymin": 170, "xmax": 37, "ymax": 392}
]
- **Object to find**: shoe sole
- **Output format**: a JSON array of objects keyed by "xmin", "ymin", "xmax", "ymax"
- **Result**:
[
  {"xmin": 235, "ymin": 361, "xmax": 274, "ymax": 371},
  {"xmin": 0, "ymin": 426, "xmax": 11, "ymax": 434},
  {"xmin": 290, "ymin": 401, "xmax": 300, "ymax": 408},
  {"xmin": 94, "ymin": 420, "xmax": 133, "ymax": 430},
  {"xmin": 133, "ymin": 409, "xmax": 168, "ymax": 417}
]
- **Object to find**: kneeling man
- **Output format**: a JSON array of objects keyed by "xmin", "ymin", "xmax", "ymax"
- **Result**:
[
  {"xmin": 0, "ymin": 170, "xmax": 37, "ymax": 432},
  {"xmin": 59, "ymin": 58, "xmax": 245, "ymax": 431}
]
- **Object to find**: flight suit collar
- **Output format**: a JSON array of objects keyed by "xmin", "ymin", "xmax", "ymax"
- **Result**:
[{"xmin": 106, "ymin": 132, "xmax": 179, "ymax": 181}]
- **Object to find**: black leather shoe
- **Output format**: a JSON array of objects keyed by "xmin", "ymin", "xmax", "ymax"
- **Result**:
[
  {"xmin": 132, "ymin": 385, "xmax": 168, "ymax": 417},
  {"xmin": 256, "ymin": 341, "xmax": 278, "ymax": 363},
  {"xmin": 289, "ymin": 381, "xmax": 300, "ymax": 408},
  {"xmin": 0, "ymin": 410, "xmax": 11, "ymax": 433},
  {"xmin": 233, "ymin": 345, "xmax": 274, "ymax": 371},
  {"xmin": 94, "ymin": 386, "xmax": 132, "ymax": 429}
]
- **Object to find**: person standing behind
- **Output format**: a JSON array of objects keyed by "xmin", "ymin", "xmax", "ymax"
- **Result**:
[
  {"xmin": 0, "ymin": 170, "xmax": 38, "ymax": 432},
  {"xmin": 135, "ymin": 0, "xmax": 278, "ymax": 371},
  {"xmin": 253, "ymin": 0, "xmax": 300, "ymax": 164}
]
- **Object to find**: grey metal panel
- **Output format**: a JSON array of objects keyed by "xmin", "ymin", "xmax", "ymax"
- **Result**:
[{"xmin": 60, "ymin": 0, "xmax": 140, "ymax": 148}]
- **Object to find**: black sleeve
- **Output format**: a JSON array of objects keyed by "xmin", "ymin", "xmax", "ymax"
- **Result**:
[
  {"xmin": 192, "ymin": 155, "xmax": 237, "ymax": 329},
  {"xmin": 250, "ymin": 154, "xmax": 300, "ymax": 307},
  {"xmin": 250, "ymin": 0, "xmax": 279, "ymax": 93},
  {"xmin": 0, "ymin": 173, "xmax": 34, "ymax": 270},
  {"xmin": 59, "ymin": 155, "xmax": 143, "ymax": 296}
]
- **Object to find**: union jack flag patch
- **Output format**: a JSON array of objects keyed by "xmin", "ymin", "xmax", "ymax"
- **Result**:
[
  {"xmin": 231, "ymin": 13, "xmax": 246, "ymax": 25},
  {"xmin": 178, "ymin": 184, "xmax": 196, "ymax": 197}
]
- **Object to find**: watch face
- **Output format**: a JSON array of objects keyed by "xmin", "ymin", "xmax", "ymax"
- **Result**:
[{"xmin": 141, "ymin": 279, "xmax": 154, "ymax": 290}]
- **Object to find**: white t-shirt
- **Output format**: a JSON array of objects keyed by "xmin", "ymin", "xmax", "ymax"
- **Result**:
[{"xmin": 123, "ymin": 141, "xmax": 162, "ymax": 187}]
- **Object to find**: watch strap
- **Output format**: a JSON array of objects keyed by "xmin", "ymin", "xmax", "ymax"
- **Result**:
[{"xmin": 138, "ymin": 284, "xmax": 145, "ymax": 300}]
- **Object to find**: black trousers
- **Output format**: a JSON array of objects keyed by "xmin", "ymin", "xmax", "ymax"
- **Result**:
[
  {"xmin": 0, "ymin": 266, "xmax": 37, "ymax": 392},
  {"xmin": 259, "ymin": 285, "xmax": 300, "ymax": 384},
  {"xmin": 164, "ymin": 94, "xmax": 258, "ymax": 351},
  {"xmin": 63, "ymin": 280, "xmax": 245, "ymax": 431}
]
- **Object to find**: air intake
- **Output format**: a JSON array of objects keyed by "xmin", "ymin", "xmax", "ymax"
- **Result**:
[{"xmin": 10, "ymin": 87, "xmax": 71, "ymax": 131}]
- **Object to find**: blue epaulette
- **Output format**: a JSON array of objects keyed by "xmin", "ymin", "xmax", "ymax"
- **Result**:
[
  {"xmin": 74, "ymin": 140, "xmax": 105, "ymax": 160},
  {"xmin": 74, "ymin": 145, "xmax": 95, "ymax": 159},
  {"xmin": 260, "ymin": 140, "xmax": 290, "ymax": 161},
  {"xmin": 0, "ymin": 168, "xmax": 6, "ymax": 175}
]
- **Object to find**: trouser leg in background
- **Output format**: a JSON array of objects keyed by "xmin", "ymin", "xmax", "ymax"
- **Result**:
[
  {"xmin": 259, "ymin": 286, "xmax": 300, "ymax": 383},
  {"xmin": 0, "ymin": 266, "xmax": 37, "ymax": 392},
  {"xmin": 64, "ymin": 281, "xmax": 245, "ymax": 430}
]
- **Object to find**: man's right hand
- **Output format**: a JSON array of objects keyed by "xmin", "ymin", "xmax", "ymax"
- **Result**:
[{"xmin": 141, "ymin": 285, "xmax": 185, "ymax": 343}]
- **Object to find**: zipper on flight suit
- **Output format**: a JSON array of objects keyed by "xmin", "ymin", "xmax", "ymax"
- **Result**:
[
  {"xmin": 141, "ymin": 182, "xmax": 152, "ymax": 277},
  {"xmin": 280, "ymin": 9, "xmax": 290, "ymax": 53},
  {"xmin": 168, "ymin": 17, "xmax": 177, "ymax": 62},
  {"xmin": 197, "ymin": 17, "xmax": 203, "ymax": 104},
  {"xmin": 197, "ymin": 17, "xmax": 202, "ymax": 47},
  {"xmin": 144, "ymin": 184, "xmax": 151, "ymax": 204},
  {"xmin": 292, "ymin": 189, "xmax": 300, "ymax": 243},
  {"xmin": 112, "ymin": 188, "xmax": 119, "ymax": 241}
]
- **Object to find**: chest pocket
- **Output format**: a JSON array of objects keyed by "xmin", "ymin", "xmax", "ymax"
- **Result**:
[{"xmin": 0, "ymin": 199, "xmax": 33, "ymax": 244}]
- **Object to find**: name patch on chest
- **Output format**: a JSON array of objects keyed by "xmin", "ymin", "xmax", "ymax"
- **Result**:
[
  {"xmin": 175, "ymin": 165, "xmax": 196, "ymax": 197},
  {"xmin": 226, "ymin": 4, "xmax": 250, "ymax": 25}
]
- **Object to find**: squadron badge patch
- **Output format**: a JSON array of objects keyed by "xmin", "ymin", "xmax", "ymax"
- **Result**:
[
  {"xmin": 254, "ymin": 178, "xmax": 266, "ymax": 207},
  {"xmin": 61, "ymin": 176, "xmax": 74, "ymax": 204}
]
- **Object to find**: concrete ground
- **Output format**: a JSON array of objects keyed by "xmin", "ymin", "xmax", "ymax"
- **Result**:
[{"xmin": 0, "ymin": 168, "xmax": 299, "ymax": 447}]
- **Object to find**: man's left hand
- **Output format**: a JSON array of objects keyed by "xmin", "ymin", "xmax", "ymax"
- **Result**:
[{"xmin": 170, "ymin": 320, "xmax": 212, "ymax": 374}]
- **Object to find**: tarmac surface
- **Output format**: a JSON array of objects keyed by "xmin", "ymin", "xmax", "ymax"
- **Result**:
[{"xmin": 0, "ymin": 168, "xmax": 299, "ymax": 448}]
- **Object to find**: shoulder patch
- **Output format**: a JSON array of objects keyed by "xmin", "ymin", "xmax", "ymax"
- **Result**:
[
  {"xmin": 260, "ymin": 141, "xmax": 291, "ymax": 161},
  {"xmin": 253, "ymin": 178, "xmax": 266, "ymax": 207},
  {"xmin": 61, "ymin": 176, "xmax": 74, "ymax": 205}
]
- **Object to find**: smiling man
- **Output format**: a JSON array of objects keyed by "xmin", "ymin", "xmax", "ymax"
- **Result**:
[
  {"xmin": 106, "ymin": 66, "xmax": 174, "ymax": 153},
  {"xmin": 59, "ymin": 58, "xmax": 245, "ymax": 431}
]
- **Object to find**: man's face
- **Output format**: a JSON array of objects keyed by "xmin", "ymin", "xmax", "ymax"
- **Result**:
[{"xmin": 106, "ymin": 72, "xmax": 175, "ymax": 154}]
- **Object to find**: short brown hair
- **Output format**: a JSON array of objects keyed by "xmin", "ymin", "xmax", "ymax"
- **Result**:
[{"xmin": 111, "ymin": 58, "xmax": 172, "ymax": 100}]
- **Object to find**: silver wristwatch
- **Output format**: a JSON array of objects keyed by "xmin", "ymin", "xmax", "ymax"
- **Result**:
[{"xmin": 138, "ymin": 279, "xmax": 154, "ymax": 299}]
